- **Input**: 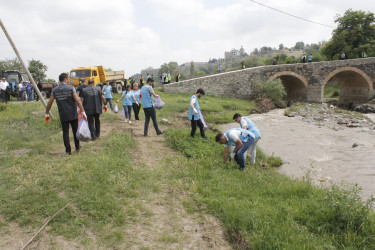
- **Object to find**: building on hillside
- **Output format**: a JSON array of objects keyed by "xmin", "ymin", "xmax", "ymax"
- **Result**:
[{"xmin": 224, "ymin": 46, "xmax": 246, "ymax": 60}]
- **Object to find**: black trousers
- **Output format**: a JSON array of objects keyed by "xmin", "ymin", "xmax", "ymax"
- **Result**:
[
  {"xmin": 0, "ymin": 90, "xmax": 7, "ymax": 103},
  {"xmin": 132, "ymin": 103, "xmax": 141, "ymax": 120},
  {"xmin": 87, "ymin": 114, "xmax": 100, "ymax": 140},
  {"xmin": 61, "ymin": 119, "xmax": 79, "ymax": 153},
  {"xmin": 143, "ymin": 107, "xmax": 161, "ymax": 135},
  {"xmin": 190, "ymin": 116, "xmax": 205, "ymax": 137}
]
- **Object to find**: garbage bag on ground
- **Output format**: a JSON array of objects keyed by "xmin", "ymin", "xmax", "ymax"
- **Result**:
[
  {"xmin": 76, "ymin": 117, "xmax": 92, "ymax": 142},
  {"xmin": 154, "ymin": 96, "xmax": 165, "ymax": 109},
  {"xmin": 114, "ymin": 103, "xmax": 119, "ymax": 113}
]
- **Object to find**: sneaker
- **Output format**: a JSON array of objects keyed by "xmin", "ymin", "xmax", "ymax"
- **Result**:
[
  {"xmin": 66, "ymin": 152, "xmax": 71, "ymax": 156},
  {"xmin": 75, "ymin": 145, "xmax": 81, "ymax": 152},
  {"xmin": 129, "ymin": 120, "xmax": 132, "ymax": 124},
  {"xmin": 202, "ymin": 136, "xmax": 209, "ymax": 140},
  {"xmin": 125, "ymin": 119, "xmax": 128, "ymax": 123},
  {"xmin": 157, "ymin": 130, "xmax": 164, "ymax": 135}
]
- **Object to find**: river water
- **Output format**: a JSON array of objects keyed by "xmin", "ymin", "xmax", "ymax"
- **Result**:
[{"xmin": 220, "ymin": 110, "xmax": 375, "ymax": 201}]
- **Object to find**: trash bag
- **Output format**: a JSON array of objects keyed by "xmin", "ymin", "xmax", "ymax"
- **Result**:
[
  {"xmin": 198, "ymin": 110, "xmax": 207, "ymax": 129},
  {"xmin": 77, "ymin": 107, "xmax": 82, "ymax": 126},
  {"xmin": 76, "ymin": 117, "xmax": 92, "ymax": 142},
  {"xmin": 114, "ymin": 103, "xmax": 119, "ymax": 113},
  {"xmin": 154, "ymin": 96, "xmax": 165, "ymax": 109},
  {"xmin": 121, "ymin": 107, "xmax": 126, "ymax": 118}
]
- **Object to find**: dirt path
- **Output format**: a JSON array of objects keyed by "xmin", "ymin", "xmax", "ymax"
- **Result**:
[
  {"xmin": 1, "ymin": 117, "xmax": 231, "ymax": 249},
  {"xmin": 116, "ymin": 119, "xmax": 231, "ymax": 249}
]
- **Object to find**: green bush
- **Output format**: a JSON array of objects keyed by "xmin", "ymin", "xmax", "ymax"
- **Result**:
[{"xmin": 251, "ymin": 79, "xmax": 286, "ymax": 108}]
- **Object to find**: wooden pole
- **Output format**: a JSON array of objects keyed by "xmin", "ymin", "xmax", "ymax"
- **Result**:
[{"xmin": 0, "ymin": 18, "xmax": 54, "ymax": 118}]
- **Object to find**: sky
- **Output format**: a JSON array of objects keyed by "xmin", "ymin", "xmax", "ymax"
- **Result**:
[{"xmin": 1, "ymin": 0, "xmax": 374, "ymax": 80}]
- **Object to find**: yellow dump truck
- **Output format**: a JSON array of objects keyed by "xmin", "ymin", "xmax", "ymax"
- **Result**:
[{"xmin": 69, "ymin": 66, "xmax": 125, "ymax": 93}]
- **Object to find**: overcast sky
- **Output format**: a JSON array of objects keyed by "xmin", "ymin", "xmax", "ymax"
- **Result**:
[{"xmin": 1, "ymin": 0, "xmax": 374, "ymax": 80}]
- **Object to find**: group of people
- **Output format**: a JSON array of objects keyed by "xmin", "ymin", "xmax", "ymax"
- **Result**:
[
  {"xmin": 189, "ymin": 88, "xmax": 261, "ymax": 171},
  {"xmin": 45, "ymin": 73, "xmax": 164, "ymax": 155},
  {"xmin": 160, "ymin": 72, "xmax": 181, "ymax": 84},
  {"xmin": 301, "ymin": 54, "xmax": 313, "ymax": 63},
  {"xmin": 0, "ymin": 78, "xmax": 37, "ymax": 103},
  {"xmin": 45, "ymin": 72, "xmax": 259, "ymax": 170}
]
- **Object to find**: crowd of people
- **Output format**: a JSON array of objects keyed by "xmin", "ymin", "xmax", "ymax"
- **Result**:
[
  {"xmin": 0, "ymin": 77, "xmax": 41, "ymax": 103},
  {"xmin": 45, "ymin": 72, "xmax": 261, "ymax": 171},
  {"xmin": 159, "ymin": 72, "xmax": 181, "ymax": 84}
]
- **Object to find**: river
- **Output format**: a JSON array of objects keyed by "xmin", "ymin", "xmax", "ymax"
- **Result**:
[{"xmin": 220, "ymin": 109, "xmax": 375, "ymax": 201}]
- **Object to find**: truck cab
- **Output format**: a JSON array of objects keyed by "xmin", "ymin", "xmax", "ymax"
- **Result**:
[
  {"xmin": 70, "ymin": 66, "xmax": 125, "ymax": 93},
  {"xmin": 69, "ymin": 66, "xmax": 105, "ymax": 88}
]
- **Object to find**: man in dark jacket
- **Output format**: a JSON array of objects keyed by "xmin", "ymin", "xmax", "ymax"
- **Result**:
[
  {"xmin": 81, "ymin": 78, "xmax": 107, "ymax": 140},
  {"xmin": 45, "ymin": 73, "xmax": 86, "ymax": 155}
]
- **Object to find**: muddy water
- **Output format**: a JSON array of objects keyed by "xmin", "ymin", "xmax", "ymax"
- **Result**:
[{"xmin": 220, "ymin": 109, "xmax": 375, "ymax": 200}]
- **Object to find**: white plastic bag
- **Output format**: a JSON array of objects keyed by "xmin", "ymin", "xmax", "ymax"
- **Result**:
[
  {"xmin": 76, "ymin": 117, "xmax": 92, "ymax": 142},
  {"xmin": 198, "ymin": 110, "xmax": 207, "ymax": 129},
  {"xmin": 114, "ymin": 103, "xmax": 119, "ymax": 113},
  {"xmin": 154, "ymin": 96, "xmax": 165, "ymax": 109}
]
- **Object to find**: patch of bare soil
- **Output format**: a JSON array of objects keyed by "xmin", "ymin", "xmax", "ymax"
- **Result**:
[{"xmin": 1, "ymin": 116, "xmax": 232, "ymax": 249}]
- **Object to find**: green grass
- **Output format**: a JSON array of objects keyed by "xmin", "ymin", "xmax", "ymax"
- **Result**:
[
  {"xmin": 163, "ymin": 129, "xmax": 375, "ymax": 249},
  {"xmin": 324, "ymin": 81, "xmax": 340, "ymax": 99},
  {"xmin": 156, "ymin": 90, "xmax": 256, "ymax": 124},
  {"xmin": 1, "ymin": 93, "xmax": 375, "ymax": 249},
  {"xmin": 0, "ymin": 101, "xmax": 157, "ymax": 247}
]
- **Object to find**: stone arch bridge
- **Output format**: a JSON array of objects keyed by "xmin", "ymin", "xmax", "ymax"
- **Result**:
[{"xmin": 163, "ymin": 58, "xmax": 375, "ymax": 105}]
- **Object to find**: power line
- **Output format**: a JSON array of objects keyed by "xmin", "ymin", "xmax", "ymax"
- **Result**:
[{"xmin": 249, "ymin": 0, "xmax": 335, "ymax": 28}]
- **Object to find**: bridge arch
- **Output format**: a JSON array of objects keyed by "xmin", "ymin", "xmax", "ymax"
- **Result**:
[
  {"xmin": 324, "ymin": 67, "xmax": 373, "ymax": 105},
  {"xmin": 268, "ymin": 71, "xmax": 308, "ymax": 102}
]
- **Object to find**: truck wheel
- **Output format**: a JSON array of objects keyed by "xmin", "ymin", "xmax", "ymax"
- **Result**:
[
  {"xmin": 41, "ymin": 91, "xmax": 48, "ymax": 99},
  {"xmin": 115, "ymin": 84, "xmax": 122, "ymax": 94}
]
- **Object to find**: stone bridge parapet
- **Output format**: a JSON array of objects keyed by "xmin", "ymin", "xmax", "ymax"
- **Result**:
[{"xmin": 163, "ymin": 58, "xmax": 375, "ymax": 105}]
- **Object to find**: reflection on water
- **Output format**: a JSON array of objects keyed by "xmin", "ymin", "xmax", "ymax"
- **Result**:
[{"xmin": 220, "ymin": 109, "xmax": 375, "ymax": 200}]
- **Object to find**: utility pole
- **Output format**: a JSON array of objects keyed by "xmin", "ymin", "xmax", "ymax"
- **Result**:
[{"xmin": 0, "ymin": 18, "xmax": 54, "ymax": 118}]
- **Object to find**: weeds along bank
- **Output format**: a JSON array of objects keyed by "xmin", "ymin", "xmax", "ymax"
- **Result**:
[{"xmin": 0, "ymin": 92, "xmax": 375, "ymax": 249}]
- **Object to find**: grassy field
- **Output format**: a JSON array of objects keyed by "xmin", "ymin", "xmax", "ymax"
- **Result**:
[{"xmin": 0, "ymin": 90, "xmax": 375, "ymax": 249}]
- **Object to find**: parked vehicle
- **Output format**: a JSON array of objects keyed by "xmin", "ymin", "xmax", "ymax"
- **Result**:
[{"xmin": 69, "ymin": 66, "xmax": 125, "ymax": 93}]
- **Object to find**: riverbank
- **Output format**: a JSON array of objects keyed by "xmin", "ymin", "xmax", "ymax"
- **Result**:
[{"xmin": 220, "ymin": 105, "xmax": 375, "ymax": 200}]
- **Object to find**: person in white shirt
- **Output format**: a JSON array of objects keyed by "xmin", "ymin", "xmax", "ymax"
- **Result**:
[
  {"xmin": 0, "ymin": 78, "xmax": 9, "ymax": 103},
  {"xmin": 215, "ymin": 128, "xmax": 255, "ymax": 171}
]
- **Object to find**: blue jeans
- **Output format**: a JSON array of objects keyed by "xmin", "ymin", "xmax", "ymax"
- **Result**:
[
  {"xmin": 123, "ymin": 105, "xmax": 132, "ymax": 119},
  {"xmin": 234, "ymin": 136, "xmax": 254, "ymax": 170},
  {"xmin": 27, "ymin": 91, "xmax": 32, "ymax": 101},
  {"xmin": 105, "ymin": 98, "xmax": 113, "ymax": 111}
]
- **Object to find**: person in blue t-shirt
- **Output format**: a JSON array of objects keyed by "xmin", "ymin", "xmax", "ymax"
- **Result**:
[
  {"xmin": 103, "ymin": 82, "xmax": 113, "ymax": 111},
  {"xmin": 233, "ymin": 113, "xmax": 261, "ymax": 165},
  {"xmin": 140, "ymin": 78, "xmax": 164, "ymax": 136},
  {"xmin": 26, "ymin": 82, "xmax": 33, "ymax": 101},
  {"xmin": 188, "ymin": 88, "xmax": 208, "ymax": 140},
  {"xmin": 116, "ymin": 85, "xmax": 138, "ymax": 124}
]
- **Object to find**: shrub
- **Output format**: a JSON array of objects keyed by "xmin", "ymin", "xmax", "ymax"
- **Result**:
[{"xmin": 252, "ymin": 79, "xmax": 286, "ymax": 109}]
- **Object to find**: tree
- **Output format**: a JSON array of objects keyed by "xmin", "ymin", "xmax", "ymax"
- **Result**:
[
  {"xmin": 279, "ymin": 44, "xmax": 284, "ymax": 50},
  {"xmin": 28, "ymin": 59, "xmax": 48, "ymax": 82},
  {"xmin": 0, "ymin": 58, "xmax": 23, "ymax": 73},
  {"xmin": 190, "ymin": 61, "xmax": 195, "ymax": 77},
  {"xmin": 294, "ymin": 41, "xmax": 305, "ymax": 50},
  {"xmin": 321, "ymin": 9, "xmax": 375, "ymax": 59},
  {"xmin": 159, "ymin": 61, "xmax": 178, "ymax": 76}
]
